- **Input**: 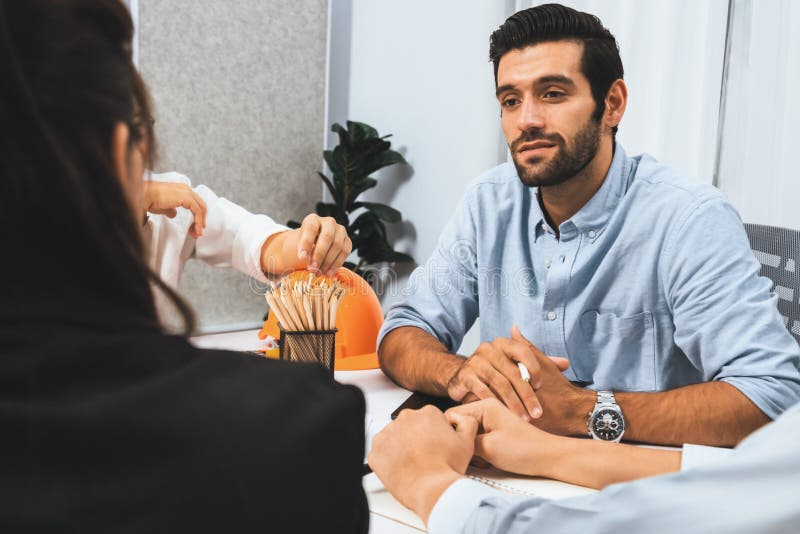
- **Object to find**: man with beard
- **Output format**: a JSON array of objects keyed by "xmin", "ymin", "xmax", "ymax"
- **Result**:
[{"xmin": 376, "ymin": 4, "xmax": 800, "ymax": 447}]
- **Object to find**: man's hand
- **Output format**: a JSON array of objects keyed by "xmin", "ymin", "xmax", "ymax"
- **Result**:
[
  {"xmin": 261, "ymin": 214, "xmax": 352, "ymax": 276},
  {"xmin": 448, "ymin": 326, "xmax": 571, "ymax": 422},
  {"xmin": 446, "ymin": 398, "xmax": 562, "ymax": 477},
  {"xmin": 507, "ymin": 325, "xmax": 593, "ymax": 436},
  {"xmin": 368, "ymin": 405, "xmax": 477, "ymax": 524},
  {"xmin": 144, "ymin": 181, "xmax": 207, "ymax": 238}
]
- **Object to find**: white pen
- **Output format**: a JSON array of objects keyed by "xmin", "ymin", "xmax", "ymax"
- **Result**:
[{"xmin": 517, "ymin": 362, "xmax": 531, "ymax": 383}]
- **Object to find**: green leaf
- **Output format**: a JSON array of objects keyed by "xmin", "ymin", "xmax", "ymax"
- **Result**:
[
  {"xmin": 331, "ymin": 145, "xmax": 365, "ymax": 209},
  {"xmin": 331, "ymin": 122, "xmax": 349, "ymax": 147},
  {"xmin": 364, "ymin": 150, "xmax": 406, "ymax": 176},
  {"xmin": 347, "ymin": 178, "xmax": 378, "ymax": 207},
  {"xmin": 333, "ymin": 145, "xmax": 363, "ymax": 176},
  {"xmin": 359, "ymin": 137, "xmax": 391, "ymax": 158},
  {"xmin": 316, "ymin": 172, "xmax": 340, "ymax": 204},
  {"xmin": 350, "ymin": 211, "xmax": 387, "ymax": 240},
  {"xmin": 347, "ymin": 120, "xmax": 379, "ymax": 145},
  {"xmin": 360, "ymin": 239, "xmax": 415, "ymax": 265},
  {"xmin": 315, "ymin": 202, "xmax": 348, "ymax": 226},
  {"xmin": 323, "ymin": 150, "xmax": 339, "ymax": 175},
  {"xmin": 359, "ymin": 239, "xmax": 396, "ymax": 264},
  {"xmin": 353, "ymin": 201, "xmax": 402, "ymax": 223}
]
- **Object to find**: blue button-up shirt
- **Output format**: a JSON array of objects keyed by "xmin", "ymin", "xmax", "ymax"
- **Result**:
[{"xmin": 379, "ymin": 144, "xmax": 800, "ymax": 418}]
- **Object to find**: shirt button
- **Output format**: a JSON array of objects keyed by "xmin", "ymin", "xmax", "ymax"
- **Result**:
[
  {"xmin": 545, "ymin": 259, "xmax": 552, "ymax": 269},
  {"xmin": 588, "ymin": 230, "xmax": 596, "ymax": 238},
  {"xmin": 546, "ymin": 311, "xmax": 557, "ymax": 321}
]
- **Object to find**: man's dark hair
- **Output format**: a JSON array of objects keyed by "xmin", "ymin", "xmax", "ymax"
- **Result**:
[{"xmin": 489, "ymin": 3, "xmax": 624, "ymax": 134}]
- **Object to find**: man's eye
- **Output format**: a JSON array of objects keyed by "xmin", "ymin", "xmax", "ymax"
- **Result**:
[
  {"xmin": 543, "ymin": 91, "xmax": 566, "ymax": 99},
  {"xmin": 502, "ymin": 98, "xmax": 520, "ymax": 108}
]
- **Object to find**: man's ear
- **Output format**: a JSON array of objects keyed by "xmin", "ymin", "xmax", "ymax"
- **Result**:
[
  {"xmin": 604, "ymin": 79, "xmax": 627, "ymax": 131},
  {"xmin": 111, "ymin": 122, "xmax": 130, "ymax": 185}
]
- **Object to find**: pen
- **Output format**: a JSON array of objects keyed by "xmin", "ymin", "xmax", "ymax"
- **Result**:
[{"xmin": 518, "ymin": 362, "xmax": 531, "ymax": 383}]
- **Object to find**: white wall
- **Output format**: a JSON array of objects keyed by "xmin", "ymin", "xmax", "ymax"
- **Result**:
[{"xmin": 327, "ymin": 0, "xmax": 511, "ymax": 353}]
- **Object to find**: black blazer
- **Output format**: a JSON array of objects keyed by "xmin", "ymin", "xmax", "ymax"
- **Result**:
[{"xmin": 0, "ymin": 321, "xmax": 368, "ymax": 533}]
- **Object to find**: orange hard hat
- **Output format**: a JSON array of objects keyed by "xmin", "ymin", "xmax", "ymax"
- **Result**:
[{"xmin": 258, "ymin": 268, "xmax": 383, "ymax": 370}]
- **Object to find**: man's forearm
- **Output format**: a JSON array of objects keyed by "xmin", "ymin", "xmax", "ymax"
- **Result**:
[
  {"xmin": 378, "ymin": 326, "xmax": 464, "ymax": 396},
  {"xmin": 559, "ymin": 381, "xmax": 769, "ymax": 447}
]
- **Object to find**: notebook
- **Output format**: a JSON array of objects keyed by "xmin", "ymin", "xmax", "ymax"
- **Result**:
[{"xmin": 364, "ymin": 466, "xmax": 597, "ymax": 531}]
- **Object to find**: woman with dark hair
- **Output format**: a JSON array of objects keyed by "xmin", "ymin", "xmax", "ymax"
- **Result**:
[{"xmin": 0, "ymin": 1, "xmax": 367, "ymax": 531}]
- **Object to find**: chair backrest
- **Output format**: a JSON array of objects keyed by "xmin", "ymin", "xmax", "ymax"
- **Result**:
[{"xmin": 743, "ymin": 223, "xmax": 800, "ymax": 345}]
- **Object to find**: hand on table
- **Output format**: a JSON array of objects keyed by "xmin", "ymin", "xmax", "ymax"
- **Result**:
[
  {"xmin": 447, "ymin": 325, "xmax": 570, "ymax": 423},
  {"xmin": 448, "ymin": 397, "xmax": 683, "ymax": 489},
  {"xmin": 368, "ymin": 405, "xmax": 477, "ymax": 525},
  {"xmin": 261, "ymin": 214, "xmax": 352, "ymax": 276},
  {"xmin": 144, "ymin": 180, "xmax": 207, "ymax": 238}
]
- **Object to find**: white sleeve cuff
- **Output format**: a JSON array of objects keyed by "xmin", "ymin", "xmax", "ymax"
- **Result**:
[
  {"xmin": 681, "ymin": 443, "xmax": 735, "ymax": 471},
  {"xmin": 231, "ymin": 212, "xmax": 288, "ymax": 283},
  {"xmin": 428, "ymin": 478, "xmax": 505, "ymax": 534}
]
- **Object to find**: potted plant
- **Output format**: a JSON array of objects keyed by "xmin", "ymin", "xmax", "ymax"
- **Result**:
[{"xmin": 289, "ymin": 121, "xmax": 414, "ymax": 279}]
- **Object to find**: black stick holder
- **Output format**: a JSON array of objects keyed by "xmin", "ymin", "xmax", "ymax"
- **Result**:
[{"xmin": 278, "ymin": 327, "xmax": 337, "ymax": 375}]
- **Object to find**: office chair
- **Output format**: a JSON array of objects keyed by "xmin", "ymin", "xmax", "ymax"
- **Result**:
[{"xmin": 743, "ymin": 223, "xmax": 800, "ymax": 345}]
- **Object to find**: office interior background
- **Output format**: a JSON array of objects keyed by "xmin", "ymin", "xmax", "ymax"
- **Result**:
[{"xmin": 123, "ymin": 0, "xmax": 800, "ymax": 353}]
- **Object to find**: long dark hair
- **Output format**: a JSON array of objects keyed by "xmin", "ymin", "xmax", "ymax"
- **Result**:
[
  {"xmin": 490, "ymin": 3, "xmax": 624, "ymax": 135},
  {"xmin": 0, "ymin": 0, "xmax": 194, "ymax": 333}
]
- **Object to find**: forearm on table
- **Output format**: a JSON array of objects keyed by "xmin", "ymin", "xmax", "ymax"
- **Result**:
[
  {"xmin": 538, "ymin": 435, "xmax": 681, "ymax": 489},
  {"xmin": 378, "ymin": 326, "xmax": 464, "ymax": 397},
  {"xmin": 614, "ymin": 381, "xmax": 769, "ymax": 447}
]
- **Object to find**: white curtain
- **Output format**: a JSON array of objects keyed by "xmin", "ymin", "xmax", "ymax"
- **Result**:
[
  {"xmin": 515, "ymin": 1, "xmax": 730, "ymax": 183},
  {"xmin": 716, "ymin": 0, "xmax": 800, "ymax": 229}
]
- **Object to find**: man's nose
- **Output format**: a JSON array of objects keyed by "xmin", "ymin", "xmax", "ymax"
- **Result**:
[{"xmin": 516, "ymin": 99, "xmax": 545, "ymax": 133}]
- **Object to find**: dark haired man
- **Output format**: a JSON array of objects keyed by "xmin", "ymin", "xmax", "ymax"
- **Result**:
[{"xmin": 377, "ymin": 3, "xmax": 800, "ymax": 447}]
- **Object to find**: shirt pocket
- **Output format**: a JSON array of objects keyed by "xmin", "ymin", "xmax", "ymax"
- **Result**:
[{"xmin": 576, "ymin": 310, "xmax": 656, "ymax": 391}]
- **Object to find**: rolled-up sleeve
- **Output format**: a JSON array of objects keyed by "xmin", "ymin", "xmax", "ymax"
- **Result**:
[
  {"xmin": 378, "ymin": 188, "xmax": 480, "ymax": 353},
  {"xmin": 194, "ymin": 185, "xmax": 288, "ymax": 283},
  {"xmin": 663, "ymin": 195, "xmax": 800, "ymax": 419}
]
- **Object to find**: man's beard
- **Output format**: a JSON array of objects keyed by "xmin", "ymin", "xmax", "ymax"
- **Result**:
[{"xmin": 510, "ymin": 117, "xmax": 601, "ymax": 188}]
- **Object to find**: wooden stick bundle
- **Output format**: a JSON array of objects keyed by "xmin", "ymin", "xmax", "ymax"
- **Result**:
[
  {"xmin": 264, "ymin": 272, "xmax": 345, "ymax": 332},
  {"xmin": 264, "ymin": 273, "xmax": 345, "ymax": 368}
]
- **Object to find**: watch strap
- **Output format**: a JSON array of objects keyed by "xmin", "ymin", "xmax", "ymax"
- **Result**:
[
  {"xmin": 595, "ymin": 390, "xmax": 616, "ymax": 407},
  {"xmin": 588, "ymin": 390, "xmax": 625, "ymax": 442}
]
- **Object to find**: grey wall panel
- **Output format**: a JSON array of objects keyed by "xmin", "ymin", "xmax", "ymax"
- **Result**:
[{"xmin": 138, "ymin": 0, "xmax": 327, "ymax": 331}]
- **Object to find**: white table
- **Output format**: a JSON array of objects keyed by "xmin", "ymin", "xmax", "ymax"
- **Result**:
[{"xmin": 191, "ymin": 329, "xmax": 597, "ymax": 533}]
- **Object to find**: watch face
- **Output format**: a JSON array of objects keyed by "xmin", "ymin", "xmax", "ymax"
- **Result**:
[{"xmin": 591, "ymin": 408, "xmax": 625, "ymax": 441}]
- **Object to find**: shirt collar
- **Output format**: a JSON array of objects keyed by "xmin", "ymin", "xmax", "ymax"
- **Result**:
[{"xmin": 532, "ymin": 143, "xmax": 631, "ymax": 241}]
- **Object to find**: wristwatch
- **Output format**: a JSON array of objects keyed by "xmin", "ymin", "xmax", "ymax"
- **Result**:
[{"xmin": 587, "ymin": 391, "xmax": 625, "ymax": 442}]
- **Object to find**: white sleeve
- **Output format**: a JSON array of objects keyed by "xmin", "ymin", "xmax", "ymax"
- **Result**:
[
  {"xmin": 193, "ymin": 184, "xmax": 288, "ymax": 282},
  {"xmin": 146, "ymin": 172, "xmax": 288, "ymax": 284}
]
